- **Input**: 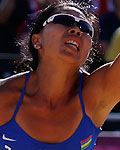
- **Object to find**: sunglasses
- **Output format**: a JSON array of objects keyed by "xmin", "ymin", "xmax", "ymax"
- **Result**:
[{"xmin": 43, "ymin": 13, "xmax": 94, "ymax": 38}]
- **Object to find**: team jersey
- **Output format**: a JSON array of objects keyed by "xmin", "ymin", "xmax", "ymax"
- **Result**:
[{"xmin": 0, "ymin": 72, "xmax": 101, "ymax": 150}]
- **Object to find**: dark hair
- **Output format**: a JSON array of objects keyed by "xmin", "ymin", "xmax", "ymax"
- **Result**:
[{"xmin": 16, "ymin": 0, "xmax": 99, "ymax": 73}]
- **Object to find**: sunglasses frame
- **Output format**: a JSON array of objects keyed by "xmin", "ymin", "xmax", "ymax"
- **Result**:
[{"xmin": 43, "ymin": 13, "xmax": 94, "ymax": 38}]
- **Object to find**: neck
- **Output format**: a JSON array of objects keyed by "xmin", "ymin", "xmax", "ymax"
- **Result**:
[{"xmin": 34, "ymin": 59, "xmax": 80, "ymax": 108}]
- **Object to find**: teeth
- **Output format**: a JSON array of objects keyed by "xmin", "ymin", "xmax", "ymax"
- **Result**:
[{"xmin": 66, "ymin": 40, "xmax": 79, "ymax": 50}]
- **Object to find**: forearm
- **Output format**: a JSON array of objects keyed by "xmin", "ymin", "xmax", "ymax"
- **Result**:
[{"xmin": 0, "ymin": 0, "xmax": 15, "ymax": 23}]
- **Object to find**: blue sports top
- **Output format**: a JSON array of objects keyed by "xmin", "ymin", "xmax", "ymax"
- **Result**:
[{"xmin": 0, "ymin": 72, "xmax": 102, "ymax": 150}]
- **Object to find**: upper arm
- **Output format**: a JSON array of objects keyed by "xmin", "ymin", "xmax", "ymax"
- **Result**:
[
  {"xmin": 0, "ymin": 73, "xmax": 26, "ymax": 103},
  {"xmin": 82, "ymin": 56, "xmax": 120, "ymax": 126},
  {"xmin": 100, "ymin": 54, "xmax": 120, "ymax": 105},
  {"xmin": 0, "ymin": 79, "xmax": 8, "ymax": 86}
]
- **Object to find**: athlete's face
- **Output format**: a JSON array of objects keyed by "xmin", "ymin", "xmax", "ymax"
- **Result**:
[{"xmin": 32, "ymin": 7, "xmax": 92, "ymax": 67}]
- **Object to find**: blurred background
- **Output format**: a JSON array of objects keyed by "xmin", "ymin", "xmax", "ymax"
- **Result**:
[{"xmin": 0, "ymin": 0, "xmax": 120, "ymax": 149}]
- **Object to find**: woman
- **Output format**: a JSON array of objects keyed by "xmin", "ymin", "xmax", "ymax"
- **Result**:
[{"xmin": 0, "ymin": 1, "xmax": 119, "ymax": 150}]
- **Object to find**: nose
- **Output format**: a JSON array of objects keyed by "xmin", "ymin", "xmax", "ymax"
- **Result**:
[{"xmin": 68, "ymin": 27, "xmax": 82, "ymax": 36}]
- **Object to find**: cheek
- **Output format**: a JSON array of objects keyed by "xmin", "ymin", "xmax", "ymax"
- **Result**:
[
  {"xmin": 85, "ymin": 35, "xmax": 92, "ymax": 49},
  {"xmin": 83, "ymin": 35, "xmax": 92, "ymax": 53},
  {"xmin": 41, "ymin": 25, "xmax": 65, "ymax": 50},
  {"xmin": 80, "ymin": 35, "xmax": 92, "ymax": 61}
]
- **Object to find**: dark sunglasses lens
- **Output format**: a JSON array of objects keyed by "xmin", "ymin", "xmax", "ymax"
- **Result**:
[
  {"xmin": 53, "ymin": 15, "xmax": 75, "ymax": 26},
  {"xmin": 53, "ymin": 15, "xmax": 93, "ymax": 37},
  {"xmin": 78, "ymin": 20, "xmax": 93, "ymax": 37}
]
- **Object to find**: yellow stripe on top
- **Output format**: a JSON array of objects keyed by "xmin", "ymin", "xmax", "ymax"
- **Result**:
[{"xmin": 81, "ymin": 139, "xmax": 92, "ymax": 149}]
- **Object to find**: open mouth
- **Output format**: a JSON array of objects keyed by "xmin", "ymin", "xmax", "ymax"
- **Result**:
[{"xmin": 65, "ymin": 40, "xmax": 79, "ymax": 51}]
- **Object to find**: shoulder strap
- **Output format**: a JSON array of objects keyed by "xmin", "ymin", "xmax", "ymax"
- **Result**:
[
  {"xmin": 12, "ymin": 71, "xmax": 31, "ymax": 120},
  {"xmin": 79, "ymin": 73, "xmax": 86, "ymax": 115}
]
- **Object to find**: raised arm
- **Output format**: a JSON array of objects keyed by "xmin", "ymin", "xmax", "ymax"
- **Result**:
[
  {"xmin": 87, "ymin": 54, "xmax": 120, "ymax": 107},
  {"xmin": 103, "ymin": 54, "xmax": 120, "ymax": 104},
  {"xmin": 84, "ymin": 54, "xmax": 120, "ymax": 127},
  {"xmin": 90, "ymin": 53, "xmax": 120, "ymax": 116}
]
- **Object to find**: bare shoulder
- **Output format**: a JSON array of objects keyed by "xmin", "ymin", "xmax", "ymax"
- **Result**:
[
  {"xmin": 82, "ymin": 63, "xmax": 111, "ymax": 98},
  {"xmin": 82, "ymin": 64, "xmax": 112, "ymax": 110},
  {"xmin": 0, "ymin": 71, "xmax": 30, "ymax": 104},
  {"xmin": 88, "ymin": 55, "xmax": 120, "ymax": 105},
  {"xmin": 0, "ymin": 71, "xmax": 29, "ymax": 86},
  {"xmin": 0, "ymin": 71, "xmax": 31, "ymax": 125},
  {"xmin": 81, "ymin": 62, "xmax": 120, "ymax": 127}
]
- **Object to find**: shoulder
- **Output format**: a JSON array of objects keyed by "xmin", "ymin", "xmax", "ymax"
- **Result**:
[
  {"xmin": 0, "ymin": 71, "xmax": 30, "ymax": 103},
  {"xmin": 80, "ymin": 67, "xmax": 112, "ymax": 127},
  {"xmin": 0, "ymin": 71, "xmax": 30, "ymax": 90},
  {"xmin": 81, "ymin": 66, "xmax": 109, "ymax": 111},
  {"xmin": 0, "ymin": 71, "xmax": 32, "ymax": 125},
  {"xmin": 0, "ymin": 71, "xmax": 29, "ymax": 86},
  {"xmin": 82, "ymin": 65, "xmax": 108, "ymax": 99}
]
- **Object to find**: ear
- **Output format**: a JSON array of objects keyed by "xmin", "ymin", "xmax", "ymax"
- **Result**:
[{"xmin": 32, "ymin": 34, "xmax": 42, "ymax": 50}]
